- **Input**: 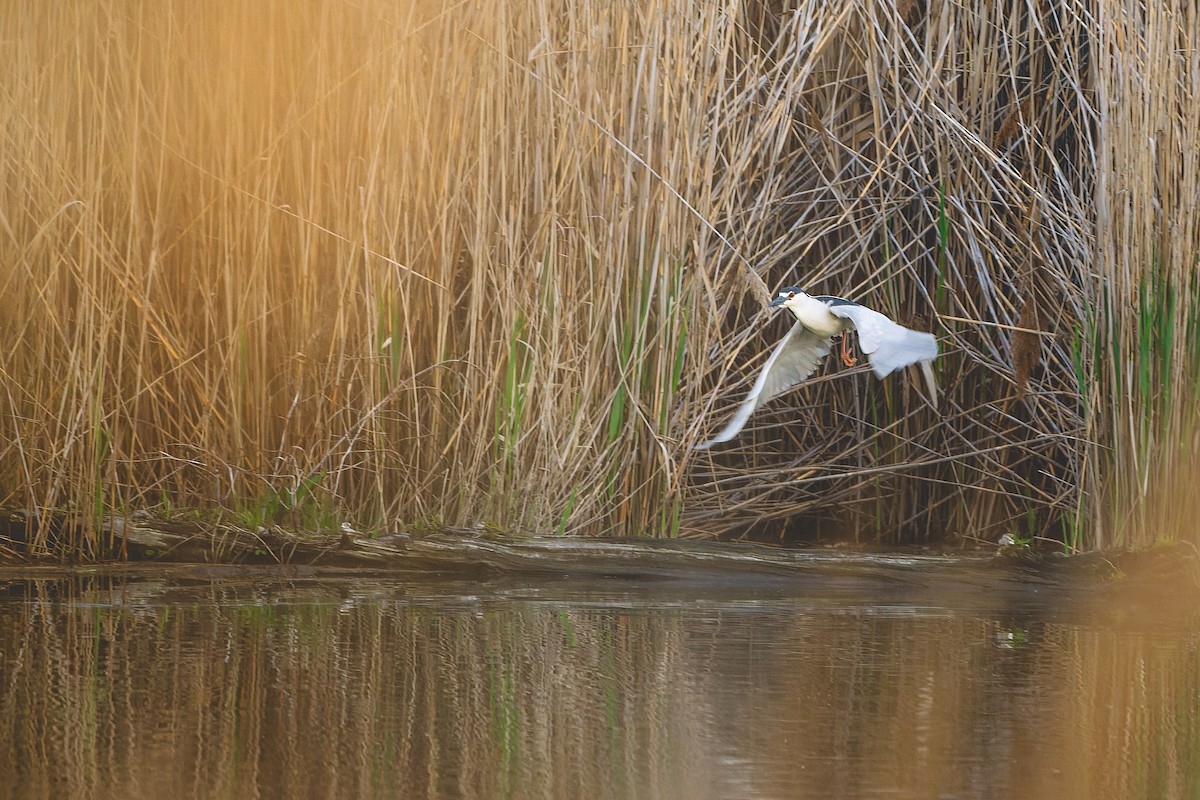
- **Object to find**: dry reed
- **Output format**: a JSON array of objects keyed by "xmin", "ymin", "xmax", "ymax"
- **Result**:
[{"xmin": 0, "ymin": 0, "xmax": 1196, "ymax": 554}]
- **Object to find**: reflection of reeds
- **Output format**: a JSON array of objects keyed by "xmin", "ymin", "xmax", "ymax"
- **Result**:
[
  {"xmin": 0, "ymin": 1, "xmax": 1196, "ymax": 551},
  {"xmin": 0, "ymin": 580, "xmax": 720, "ymax": 799},
  {"xmin": 2, "ymin": 578, "xmax": 1198, "ymax": 798}
]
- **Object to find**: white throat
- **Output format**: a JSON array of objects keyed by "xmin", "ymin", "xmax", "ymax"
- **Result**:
[{"xmin": 783, "ymin": 292, "xmax": 844, "ymax": 337}]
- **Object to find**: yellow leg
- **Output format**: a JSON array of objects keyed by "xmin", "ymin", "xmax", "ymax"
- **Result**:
[{"xmin": 840, "ymin": 334, "xmax": 857, "ymax": 367}]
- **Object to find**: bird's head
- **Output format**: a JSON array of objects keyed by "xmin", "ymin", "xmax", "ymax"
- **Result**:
[{"xmin": 769, "ymin": 286, "xmax": 808, "ymax": 311}]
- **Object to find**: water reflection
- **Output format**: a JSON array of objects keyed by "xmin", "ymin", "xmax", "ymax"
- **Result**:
[{"xmin": 1, "ymin": 569, "xmax": 1198, "ymax": 799}]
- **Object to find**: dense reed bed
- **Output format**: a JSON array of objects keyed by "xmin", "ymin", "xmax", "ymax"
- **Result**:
[{"xmin": 1, "ymin": 0, "xmax": 1196, "ymax": 554}]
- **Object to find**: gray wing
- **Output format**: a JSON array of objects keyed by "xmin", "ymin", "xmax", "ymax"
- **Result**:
[
  {"xmin": 694, "ymin": 321, "xmax": 831, "ymax": 450},
  {"xmin": 826, "ymin": 303, "xmax": 938, "ymax": 378}
]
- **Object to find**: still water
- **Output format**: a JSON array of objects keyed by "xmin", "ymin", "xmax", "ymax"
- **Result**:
[{"xmin": 1, "ymin": 553, "xmax": 1198, "ymax": 800}]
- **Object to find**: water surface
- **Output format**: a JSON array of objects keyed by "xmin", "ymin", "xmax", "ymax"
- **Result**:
[{"xmin": 1, "ymin": 553, "xmax": 1198, "ymax": 799}]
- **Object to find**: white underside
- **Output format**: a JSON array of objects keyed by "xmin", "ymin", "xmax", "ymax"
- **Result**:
[{"xmin": 787, "ymin": 294, "xmax": 846, "ymax": 337}]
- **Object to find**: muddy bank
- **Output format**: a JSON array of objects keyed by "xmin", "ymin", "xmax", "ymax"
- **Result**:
[{"xmin": 2, "ymin": 509, "xmax": 1197, "ymax": 612}]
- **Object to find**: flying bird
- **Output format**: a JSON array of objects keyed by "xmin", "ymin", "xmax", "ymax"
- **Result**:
[{"xmin": 695, "ymin": 287, "xmax": 939, "ymax": 450}]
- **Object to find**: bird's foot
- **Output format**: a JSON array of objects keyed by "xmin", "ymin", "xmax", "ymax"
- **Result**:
[{"xmin": 839, "ymin": 336, "xmax": 858, "ymax": 367}]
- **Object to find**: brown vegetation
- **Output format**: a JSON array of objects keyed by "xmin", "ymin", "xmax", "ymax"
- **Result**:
[{"xmin": 0, "ymin": 1, "xmax": 1196, "ymax": 555}]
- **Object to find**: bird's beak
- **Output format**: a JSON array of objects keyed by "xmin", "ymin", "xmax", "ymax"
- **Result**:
[{"xmin": 768, "ymin": 296, "xmax": 787, "ymax": 308}]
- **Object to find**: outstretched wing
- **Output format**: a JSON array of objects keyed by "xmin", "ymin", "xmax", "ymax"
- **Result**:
[
  {"xmin": 825, "ymin": 303, "xmax": 937, "ymax": 378},
  {"xmin": 694, "ymin": 321, "xmax": 831, "ymax": 450}
]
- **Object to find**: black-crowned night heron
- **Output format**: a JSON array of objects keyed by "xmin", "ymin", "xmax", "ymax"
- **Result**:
[{"xmin": 695, "ymin": 286, "xmax": 939, "ymax": 450}]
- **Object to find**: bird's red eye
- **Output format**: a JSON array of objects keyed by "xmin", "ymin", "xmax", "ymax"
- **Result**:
[{"xmin": 788, "ymin": 292, "xmax": 795, "ymax": 298}]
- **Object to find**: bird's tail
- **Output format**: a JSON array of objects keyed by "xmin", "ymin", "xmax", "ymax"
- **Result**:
[{"xmin": 919, "ymin": 360, "xmax": 939, "ymax": 411}]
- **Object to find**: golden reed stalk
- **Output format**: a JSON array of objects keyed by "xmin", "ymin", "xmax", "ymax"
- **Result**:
[{"xmin": 1, "ymin": 1, "xmax": 1196, "ymax": 553}]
